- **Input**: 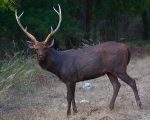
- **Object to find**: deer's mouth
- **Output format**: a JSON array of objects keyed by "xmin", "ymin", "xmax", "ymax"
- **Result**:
[{"xmin": 38, "ymin": 55, "xmax": 45, "ymax": 61}]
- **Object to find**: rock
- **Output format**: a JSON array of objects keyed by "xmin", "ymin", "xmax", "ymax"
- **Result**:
[
  {"xmin": 82, "ymin": 82, "xmax": 93, "ymax": 91},
  {"xmin": 80, "ymin": 99, "xmax": 90, "ymax": 104}
]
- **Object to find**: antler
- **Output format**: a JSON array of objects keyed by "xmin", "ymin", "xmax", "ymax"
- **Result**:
[
  {"xmin": 44, "ymin": 4, "xmax": 62, "ymax": 43},
  {"xmin": 15, "ymin": 10, "xmax": 37, "ymax": 43}
]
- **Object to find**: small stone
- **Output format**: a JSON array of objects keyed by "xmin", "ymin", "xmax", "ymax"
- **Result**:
[
  {"xmin": 82, "ymin": 83, "xmax": 93, "ymax": 91},
  {"xmin": 80, "ymin": 99, "xmax": 89, "ymax": 104}
]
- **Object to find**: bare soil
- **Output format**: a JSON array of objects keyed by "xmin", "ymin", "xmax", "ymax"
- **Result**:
[{"xmin": 0, "ymin": 55, "xmax": 150, "ymax": 120}]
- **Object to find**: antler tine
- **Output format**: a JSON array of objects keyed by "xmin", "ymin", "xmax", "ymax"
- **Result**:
[
  {"xmin": 53, "ymin": 5, "xmax": 60, "ymax": 15},
  {"xmin": 52, "ymin": 4, "xmax": 62, "ymax": 33},
  {"xmin": 51, "ymin": 26, "xmax": 53, "ymax": 32},
  {"xmin": 44, "ymin": 4, "xmax": 62, "ymax": 43},
  {"xmin": 53, "ymin": 7, "xmax": 59, "ymax": 15},
  {"xmin": 18, "ymin": 11, "xmax": 24, "ymax": 19},
  {"xmin": 25, "ymin": 26, "xmax": 27, "ymax": 31},
  {"xmin": 15, "ymin": 10, "xmax": 37, "ymax": 43}
]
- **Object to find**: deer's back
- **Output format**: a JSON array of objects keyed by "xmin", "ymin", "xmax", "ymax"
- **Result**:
[{"xmin": 59, "ymin": 42, "xmax": 129, "ymax": 82}]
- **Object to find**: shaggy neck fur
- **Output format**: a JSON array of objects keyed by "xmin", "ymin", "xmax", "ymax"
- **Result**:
[{"xmin": 37, "ymin": 48, "xmax": 64, "ymax": 77}]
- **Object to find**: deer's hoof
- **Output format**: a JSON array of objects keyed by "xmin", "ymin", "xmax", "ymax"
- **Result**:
[
  {"xmin": 67, "ymin": 111, "xmax": 71, "ymax": 117},
  {"xmin": 73, "ymin": 109, "xmax": 78, "ymax": 115},
  {"xmin": 109, "ymin": 105, "xmax": 114, "ymax": 110},
  {"xmin": 137, "ymin": 101, "xmax": 142, "ymax": 110}
]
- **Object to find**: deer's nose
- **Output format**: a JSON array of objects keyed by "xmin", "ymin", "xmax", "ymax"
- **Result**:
[{"xmin": 39, "ymin": 55, "xmax": 44, "ymax": 58}]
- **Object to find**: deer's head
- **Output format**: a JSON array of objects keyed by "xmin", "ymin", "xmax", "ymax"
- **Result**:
[{"xmin": 15, "ymin": 4, "xmax": 62, "ymax": 61}]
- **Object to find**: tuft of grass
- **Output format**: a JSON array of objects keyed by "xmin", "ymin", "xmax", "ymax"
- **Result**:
[
  {"xmin": 126, "ymin": 41, "xmax": 141, "ymax": 49},
  {"xmin": 144, "ymin": 44, "xmax": 150, "ymax": 51},
  {"xmin": 0, "ymin": 54, "xmax": 38, "ymax": 94},
  {"xmin": 126, "ymin": 40, "xmax": 150, "ymax": 51}
]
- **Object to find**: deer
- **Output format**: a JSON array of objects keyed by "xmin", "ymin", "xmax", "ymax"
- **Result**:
[{"xmin": 15, "ymin": 4, "xmax": 142, "ymax": 116}]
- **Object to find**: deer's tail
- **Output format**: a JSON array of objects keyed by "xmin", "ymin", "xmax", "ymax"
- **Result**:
[{"xmin": 127, "ymin": 49, "xmax": 131, "ymax": 65}]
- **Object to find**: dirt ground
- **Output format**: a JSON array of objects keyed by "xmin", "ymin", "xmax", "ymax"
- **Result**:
[{"xmin": 0, "ymin": 56, "xmax": 150, "ymax": 120}]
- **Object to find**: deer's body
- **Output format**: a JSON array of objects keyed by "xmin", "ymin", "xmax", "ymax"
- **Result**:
[
  {"xmin": 39, "ymin": 42, "xmax": 129, "ymax": 83},
  {"xmin": 15, "ymin": 4, "xmax": 142, "ymax": 116}
]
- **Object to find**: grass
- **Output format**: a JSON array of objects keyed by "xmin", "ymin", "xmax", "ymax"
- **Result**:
[
  {"xmin": 144, "ymin": 44, "xmax": 150, "ymax": 51},
  {"xmin": 125, "ymin": 40, "xmax": 150, "ymax": 51},
  {"xmin": 0, "ymin": 53, "xmax": 57, "ymax": 94},
  {"xmin": 0, "ymin": 53, "xmax": 61, "ymax": 119},
  {"xmin": 0, "ymin": 54, "xmax": 35, "ymax": 94},
  {"xmin": 0, "ymin": 54, "xmax": 150, "ymax": 120}
]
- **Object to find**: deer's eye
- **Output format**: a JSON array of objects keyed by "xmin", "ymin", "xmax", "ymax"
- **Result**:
[
  {"xmin": 35, "ymin": 48, "xmax": 39, "ymax": 51},
  {"xmin": 43, "ymin": 47, "xmax": 47, "ymax": 51}
]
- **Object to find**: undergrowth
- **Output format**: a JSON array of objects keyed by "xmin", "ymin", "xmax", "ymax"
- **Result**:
[
  {"xmin": 0, "ymin": 53, "xmax": 38, "ymax": 94},
  {"xmin": 126, "ymin": 40, "xmax": 150, "ymax": 51}
]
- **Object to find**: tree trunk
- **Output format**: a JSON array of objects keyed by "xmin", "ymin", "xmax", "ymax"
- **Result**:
[
  {"xmin": 142, "ymin": 10, "xmax": 150, "ymax": 41},
  {"xmin": 81, "ymin": 0, "xmax": 91, "ymax": 40}
]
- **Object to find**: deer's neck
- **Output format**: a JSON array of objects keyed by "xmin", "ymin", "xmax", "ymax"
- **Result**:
[{"xmin": 38, "ymin": 48, "xmax": 63, "ymax": 77}]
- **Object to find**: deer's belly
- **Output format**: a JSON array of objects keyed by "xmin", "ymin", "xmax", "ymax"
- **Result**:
[
  {"xmin": 76, "ymin": 69, "xmax": 105, "ymax": 82},
  {"xmin": 79, "ymin": 73, "xmax": 105, "ymax": 82}
]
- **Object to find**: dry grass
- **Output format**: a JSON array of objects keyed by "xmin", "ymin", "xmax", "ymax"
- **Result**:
[{"xmin": 0, "ymin": 56, "xmax": 150, "ymax": 120}]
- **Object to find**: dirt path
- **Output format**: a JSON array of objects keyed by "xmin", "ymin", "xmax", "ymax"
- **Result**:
[{"xmin": 0, "ymin": 57, "xmax": 150, "ymax": 120}]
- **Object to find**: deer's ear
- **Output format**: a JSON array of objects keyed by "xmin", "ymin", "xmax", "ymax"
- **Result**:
[
  {"xmin": 46, "ymin": 39, "xmax": 54, "ymax": 48},
  {"xmin": 27, "ymin": 41, "xmax": 34, "ymax": 49}
]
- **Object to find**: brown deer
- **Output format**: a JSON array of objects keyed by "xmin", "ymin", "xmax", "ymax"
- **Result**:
[{"xmin": 15, "ymin": 4, "xmax": 142, "ymax": 116}]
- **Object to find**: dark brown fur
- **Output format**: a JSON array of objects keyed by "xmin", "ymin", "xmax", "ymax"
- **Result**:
[{"xmin": 33, "ymin": 41, "xmax": 141, "ymax": 116}]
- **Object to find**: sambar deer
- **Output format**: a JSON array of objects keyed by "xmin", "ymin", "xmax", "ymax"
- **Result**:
[{"xmin": 15, "ymin": 4, "xmax": 142, "ymax": 116}]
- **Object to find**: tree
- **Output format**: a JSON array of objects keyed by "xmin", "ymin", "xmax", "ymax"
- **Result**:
[
  {"xmin": 81, "ymin": 0, "xmax": 91, "ymax": 40},
  {"xmin": 118, "ymin": 0, "xmax": 150, "ymax": 41},
  {"xmin": 0, "ymin": 0, "xmax": 16, "ymax": 11},
  {"xmin": 142, "ymin": 10, "xmax": 149, "ymax": 41}
]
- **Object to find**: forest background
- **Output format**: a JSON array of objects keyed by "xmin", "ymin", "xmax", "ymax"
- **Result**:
[{"xmin": 0, "ymin": 0, "xmax": 150, "ymax": 58}]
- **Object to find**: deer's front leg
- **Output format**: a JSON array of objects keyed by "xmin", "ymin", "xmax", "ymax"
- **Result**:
[
  {"xmin": 66, "ymin": 82, "xmax": 76, "ymax": 116},
  {"xmin": 72, "ymin": 83, "xmax": 78, "ymax": 114}
]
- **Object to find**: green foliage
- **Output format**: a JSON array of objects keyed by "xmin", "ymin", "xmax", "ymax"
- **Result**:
[
  {"xmin": 126, "ymin": 39, "xmax": 150, "ymax": 50},
  {"xmin": 144, "ymin": 44, "xmax": 150, "ymax": 51},
  {"xmin": 0, "ymin": 0, "xmax": 16, "ymax": 11},
  {"xmin": 0, "ymin": 10, "xmax": 16, "ymax": 36},
  {"xmin": 0, "ymin": 0, "xmax": 83, "ymax": 49},
  {"xmin": 118, "ymin": 0, "xmax": 150, "ymax": 15},
  {"xmin": 0, "ymin": 0, "xmax": 150, "ymax": 54}
]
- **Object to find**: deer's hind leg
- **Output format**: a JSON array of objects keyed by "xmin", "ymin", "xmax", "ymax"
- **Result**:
[
  {"xmin": 107, "ymin": 73, "xmax": 121, "ymax": 110},
  {"xmin": 117, "ymin": 72, "xmax": 142, "ymax": 109}
]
